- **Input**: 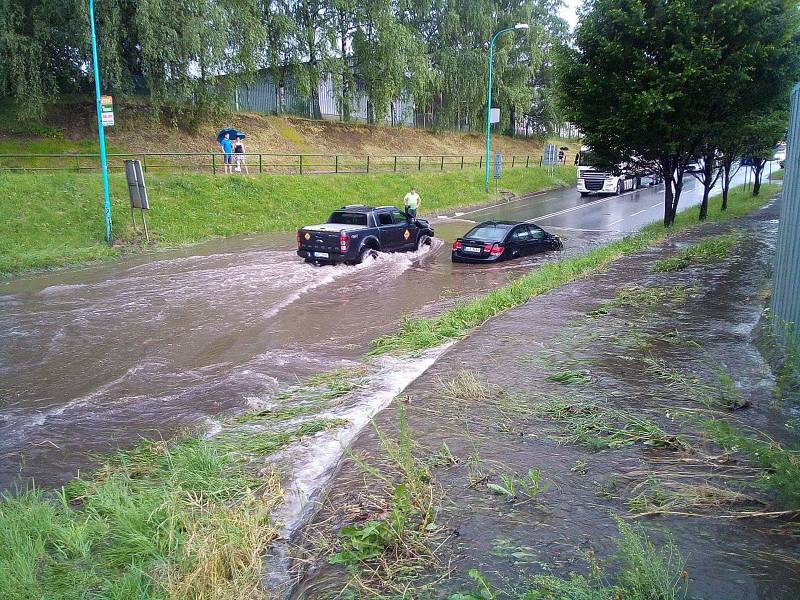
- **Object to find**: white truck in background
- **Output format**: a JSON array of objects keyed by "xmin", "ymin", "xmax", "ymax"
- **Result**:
[{"xmin": 576, "ymin": 146, "xmax": 661, "ymax": 197}]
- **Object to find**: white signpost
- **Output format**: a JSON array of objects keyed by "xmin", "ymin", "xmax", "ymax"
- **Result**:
[{"xmin": 489, "ymin": 108, "xmax": 500, "ymax": 124}]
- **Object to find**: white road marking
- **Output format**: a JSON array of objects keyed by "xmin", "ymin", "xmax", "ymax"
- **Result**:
[
  {"xmin": 524, "ymin": 194, "xmax": 620, "ymax": 223},
  {"xmin": 441, "ymin": 190, "xmax": 550, "ymax": 220}
]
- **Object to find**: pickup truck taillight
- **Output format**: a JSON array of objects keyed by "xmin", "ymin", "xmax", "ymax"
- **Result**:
[
  {"xmin": 489, "ymin": 243, "xmax": 505, "ymax": 256},
  {"xmin": 452, "ymin": 240, "xmax": 463, "ymax": 251},
  {"xmin": 340, "ymin": 230, "xmax": 349, "ymax": 253}
]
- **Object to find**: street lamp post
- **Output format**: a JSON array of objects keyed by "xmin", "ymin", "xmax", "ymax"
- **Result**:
[
  {"xmin": 484, "ymin": 23, "xmax": 529, "ymax": 193},
  {"xmin": 88, "ymin": 0, "xmax": 112, "ymax": 243}
]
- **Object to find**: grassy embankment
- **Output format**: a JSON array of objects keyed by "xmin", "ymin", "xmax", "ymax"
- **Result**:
[
  {"xmin": 372, "ymin": 184, "xmax": 781, "ymax": 354},
  {"xmin": 0, "ymin": 166, "xmax": 575, "ymax": 275},
  {"xmin": 771, "ymin": 169, "xmax": 784, "ymax": 180}
]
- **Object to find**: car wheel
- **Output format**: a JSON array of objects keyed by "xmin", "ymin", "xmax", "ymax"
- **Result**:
[
  {"xmin": 580, "ymin": 192, "xmax": 590, "ymax": 197},
  {"xmin": 358, "ymin": 248, "xmax": 379, "ymax": 263},
  {"xmin": 415, "ymin": 234, "xmax": 432, "ymax": 250}
]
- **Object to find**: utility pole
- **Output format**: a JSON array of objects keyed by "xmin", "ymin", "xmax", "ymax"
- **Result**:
[
  {"xmin": 484, "ymin": 23, "xmax": 529, "ymax": 193},
  {"xmin": 88, "ymin": 0, "xmax": 113, "ymax": 243}
]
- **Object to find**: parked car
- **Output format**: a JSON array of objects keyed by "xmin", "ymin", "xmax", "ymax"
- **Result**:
[
  {"xmin": 451, "ymin": 221, "xmax": 562, "ymax": 263},
  {"xmin": 297, "ymin": 205, "xmax": 434, "ymax": 265}
]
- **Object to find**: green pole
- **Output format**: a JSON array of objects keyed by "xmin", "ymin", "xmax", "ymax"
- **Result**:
[{"xmin": 88, "ymin": 0, "xmax": 112, "ymax": 243}]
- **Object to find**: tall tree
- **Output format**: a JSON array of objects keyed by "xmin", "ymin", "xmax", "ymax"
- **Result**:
[{"xmin": 560, "ymin": 0, "xmax": 799, "ymax": 226}]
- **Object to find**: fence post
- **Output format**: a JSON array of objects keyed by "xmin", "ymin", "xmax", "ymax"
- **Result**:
[
  {"xmin": 526, "ymin": 155, "xmax": 530, "ymax": 168},
  {"xmin": 441, "ymin": 156, "xmax": 444, "ymax": 171},
  {"xmin": 479, "ymin": 155, "xmax": 483, "ymax": 169},
  {"xmin": 394, "ymin": 156, "xmax": 397, "ymax": 172},
  {"xmin": 512, "ymin": 156, "xmax": 516, "ymax": 168},
  {"xmin": 418, "ymin": 156, "xmax": 422, "ymax": 171},
  {"xmin": 212, "ymin": 153, "xmax": 216, "ymax": 175},
  {"xmin": 461, "ymin": 156, "xmax": 464, "ymax": 170},
  {"xmin": 335, "ymin": 155, "xmax": 339, "ymax": 174},
  {"xmin": 259, "ymin": 154, "xmax": 263, "ymax": 174},
  {"xmin": 299, "ymin": 154, "xmax": 303, "ymax": 175},
  {"xmin": 75, "ymin": 155, "xmax": 80, "ymax": 172},
  {"xmin": 142, "ymin": 154, "xmax": 148, "ymax": 173},
  {"xmin": 367, "ymin": 155, "xmax": 370, "ymax": 173}
]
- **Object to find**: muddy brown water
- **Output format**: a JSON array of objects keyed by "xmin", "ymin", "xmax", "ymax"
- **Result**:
[{"xmin": 291, "ymin": 200, "xmax": 800, "ymax": 600}]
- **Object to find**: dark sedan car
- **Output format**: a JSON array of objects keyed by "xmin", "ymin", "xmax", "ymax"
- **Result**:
[{"xmin": 451, "ymin": 221, "xmax": 562, "ymax": 263}]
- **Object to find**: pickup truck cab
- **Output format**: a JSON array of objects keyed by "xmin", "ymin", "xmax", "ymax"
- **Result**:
[{"xmin": 297, "ymin": 205, "xmax": 435, "ymax": 265}]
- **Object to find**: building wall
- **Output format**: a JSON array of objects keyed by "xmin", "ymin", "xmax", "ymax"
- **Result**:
[{"xmin": 771, "ymin": 82, "xmax": 800, "ymax": 335}]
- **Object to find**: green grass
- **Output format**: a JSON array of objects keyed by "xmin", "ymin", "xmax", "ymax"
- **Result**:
[
  {"xmin": 0, "ymin": 438, "xmax": 283, "ymax": 600},
  {"xmin": 703, "ymin": 419, "xmax": 800, "ymax": 509},
  {"xmin": 0, "ymin": 166, "xmax": 575, "ymax": 275},
  {"xmin": 771, "ymin": 169, "xmax": 784, "ymax": 181},
  {"xmin": 653, "ymin": 233, "xmax": 738, "ymax": 272},
  {"xmin": 372, "ymin": 184, "xmax": 780, "ymax": 355},
  {"xmin": 453, "ymin": 518, "xmax": 688, "ymax": 600}
]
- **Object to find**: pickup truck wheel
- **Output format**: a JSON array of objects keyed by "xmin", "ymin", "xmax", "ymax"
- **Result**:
[
  {"xmin": 358, "ymin": 248, "xmax": 379, "ymax": 263},
  {"xmin": 415, "ymin": 234, "xmax": 432, "ymax": 250}
]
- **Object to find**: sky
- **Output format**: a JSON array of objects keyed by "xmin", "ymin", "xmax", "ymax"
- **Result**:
[{"xmin": 560, "ymin": 0, "xmax": 581, "ymax": 31}]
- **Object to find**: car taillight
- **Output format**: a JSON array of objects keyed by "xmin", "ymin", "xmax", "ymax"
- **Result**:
[
  {"xmin": 483, "ymin": 243, "xmax": 493, "ymax": 253},
  {"xmin": 453, "ymin": 240, "xmax": 463, "ymax": 251},
  {"xmin": 490, "ymin": 243, "xmax": 505, "ymax": 256},
  {"xmin": 340, "ymin": 230, "xmax": 349, "ymax": 253}
]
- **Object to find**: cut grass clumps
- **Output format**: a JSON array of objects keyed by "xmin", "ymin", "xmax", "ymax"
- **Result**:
[
  {"xmin": 454, "ymin": 518, "xmax": 689, "ymax": 600},
  {"xmin": 626, "ymin": 474, "xmax": 756, "ymax": 517},
  {"xmin": 536, "ymin": 398, "xmax": 687, "ymax": 452},
  {"xmin": 703, "ymin": 419, "xmax": 800, "ymax": 510},
  {"xmin": 654, "ymin": 233, "xmax": 739, "ymax": 273},
  {"xmin": 0, "ymin": 439, "xmax": 283, "ymax": 600},
  {"xmin": 547, "ymin": 368, "xmax": 591, "ymax": 385},
  {"xmin": 373, "ymin": 184, "xmax": 778, "ymax": 356}
]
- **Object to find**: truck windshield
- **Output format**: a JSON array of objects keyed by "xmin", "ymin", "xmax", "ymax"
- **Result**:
[
  {"xmin": 578, "ymin": 151, "xmax": 602, "ymax": 167},
  {"xmin": 328, "ymin": 212, "xmax": 367, "ymax": 226}
]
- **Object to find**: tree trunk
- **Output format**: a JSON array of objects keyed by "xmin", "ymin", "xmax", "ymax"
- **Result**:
[
  {"xmin": 753, "ymin": 159, "xmax": 766, "ymax": 196},
  {"xmin": 662, "ymin": 158, "xmax": 674, "ymax": 226},
  {"xmin": 670, "ymin": 172, "xmax": 684, "ymax": 225},
  {"xmin": 699, "ymin": 187, "xmax": 711, "ymax": 221},
  {"xmin": 721, "ymin": 160, "xmax": 732, "ymax": 211},
  {"xmin": 340, "ymin": 28, "xmax": 350, "ymax": 122}
]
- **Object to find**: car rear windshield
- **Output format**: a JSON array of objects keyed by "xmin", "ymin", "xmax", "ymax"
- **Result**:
[
  {"xmin": 328, "ymin": 212, "xmax": 367, "ymax": 226},
  {"xmin": 464, "ymin": 224, "xmax": 512, "ymax": 242}
]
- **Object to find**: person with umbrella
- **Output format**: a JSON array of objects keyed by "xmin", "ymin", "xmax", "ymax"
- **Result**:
[{"xmin": 219, "ymin": 132, "xmax": 234, "ymax": 174}]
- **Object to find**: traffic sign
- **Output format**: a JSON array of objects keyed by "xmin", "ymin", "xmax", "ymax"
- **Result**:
[
  {"xmin": 100, "ymin": 95, "xmax": 114, "ymax": 127},
  {"xmin": 494, "ymin": 153, "xmax": 502, "ymax": 178},
  {"xmin": 544, "ymin": 144, "xmax": 558, "ymax": 165},
  {"xmin": 490, "ymin": 108, "xmax": 500, "ymax": 124}
]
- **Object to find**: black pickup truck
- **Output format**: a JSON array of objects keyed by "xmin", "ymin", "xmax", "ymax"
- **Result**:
[{"xmin": 297, "ymin": 205, "xmax": 435, "ymax": 264}]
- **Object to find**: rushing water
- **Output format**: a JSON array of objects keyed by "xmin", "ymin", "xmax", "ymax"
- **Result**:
[{"xmin": 0, "ymin": 173, "xmax": 751, "ymax": 493}]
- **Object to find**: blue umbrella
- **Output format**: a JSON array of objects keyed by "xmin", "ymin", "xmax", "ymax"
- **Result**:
[{"xmin": 217, "ymin": 128, "xmax": 246, "ymax": 143}]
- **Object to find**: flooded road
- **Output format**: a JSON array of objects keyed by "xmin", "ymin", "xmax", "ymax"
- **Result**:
[{"xmin": 0, "ymin": 171, "xmax": 749, "ymax": 490}]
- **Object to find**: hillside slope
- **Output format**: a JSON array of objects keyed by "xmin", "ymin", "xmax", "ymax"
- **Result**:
[{"xmin": 0, "ymin": 99, "xmax": 576, "ymax": 160}]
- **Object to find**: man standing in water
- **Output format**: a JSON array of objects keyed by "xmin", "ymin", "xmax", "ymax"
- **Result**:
[{"xmin": 403, "ymin": 186, "xmax": 421, "ymax": 220}]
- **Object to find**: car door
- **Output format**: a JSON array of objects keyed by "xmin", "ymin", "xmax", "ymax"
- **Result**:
[
  {"xmin": 509, "ymin": 225, "xmax": 534, "ymax": 256},
  {"xmin": 377, "ymin": 210, "xmax": 405, "ymax": 250},
  {"xmin": 392, "ymin": 209, "xmax": 416, "ymax": 248},
  {"xmin": 527, "ymin": 225, "xmax": 548, "ymax": 253}
]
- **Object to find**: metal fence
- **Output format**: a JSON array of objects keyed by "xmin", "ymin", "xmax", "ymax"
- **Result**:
[
  {"xmin": 0, "ymin": 152, "xmax": 553, "ymax": 175},
  {"xmin": 771, "ymin": 82, "xmax": 800, "ymax": 336}
]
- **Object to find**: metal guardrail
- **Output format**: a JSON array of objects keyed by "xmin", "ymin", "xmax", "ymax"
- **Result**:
[{"xmin": 0, "ymin": 152, "xmax": 552, "ymax": 175}]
